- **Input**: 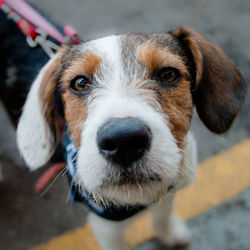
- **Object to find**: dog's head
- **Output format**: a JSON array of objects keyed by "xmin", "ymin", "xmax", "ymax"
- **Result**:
[{"xmin": 17, "ymin": 25, "xmax": 246, "ymax": 205}]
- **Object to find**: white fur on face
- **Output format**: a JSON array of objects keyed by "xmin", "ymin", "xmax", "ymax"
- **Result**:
[
  {"xmin": 16, "ymin": 58, "xmax": 56, "ymax": 170},
  {"xmin": 74, "ymin": 36, "xmax": 196, "ymax": 205},
  {"xmin": 77, "ymin": 96, "xmax": 181, "ymax": 204}
]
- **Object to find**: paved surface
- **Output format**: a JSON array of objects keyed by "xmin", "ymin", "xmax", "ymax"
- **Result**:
[
  {"xmin": 135, "ymin": 188, "xmax": 250, "ymax": 250},
  {"xmin": 29, "ymin": 139, "xmax": 250, "ymax": 250},
  {"xmin": 0, "ymin": 0, "xmax": 250, "ymax": 249}
]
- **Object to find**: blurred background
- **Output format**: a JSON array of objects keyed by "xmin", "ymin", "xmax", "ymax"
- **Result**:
[{"xmin": 0, "ymin": 0, "xmax": 249, "ymax": 249}]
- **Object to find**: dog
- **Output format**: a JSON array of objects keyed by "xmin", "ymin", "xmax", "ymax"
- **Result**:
[{"xmin": 16, "ymin": 25, "xmax": 246, "ymax": 250}]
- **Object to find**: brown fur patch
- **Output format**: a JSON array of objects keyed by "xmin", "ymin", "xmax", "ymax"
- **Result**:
[
  {"xmin": 136, "ymin": 43, "xmax": 193, "ymax": 146},
  {"xmin": 39, "ymin": 47, "xmax": 101, "ymax": 147},
  {"xmin": 156, "ymin": 79, "xmax": 193, "ymax": 147},
  {"xmin": 61, "ymin": 52, "xmax": 101, "ymax": 146},
  {"xmin": 137, "ymin": 44, "xmax": 189, "ymax": 78},
  {"xmin": 61, "ymin": 91, "xmax": 88, "ymax": 147},
  {"xmin": 172, "ymin": 25, "xmax": 247, "ymax": 134},
  {"xmin": 61, "ymin": 52, "xmax": 101, "ymax": 88},
  {"xmin": 39, "ymin": 46, "xmax": 68, "ymax": 141}
]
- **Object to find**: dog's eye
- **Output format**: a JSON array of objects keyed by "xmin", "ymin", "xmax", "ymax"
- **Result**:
[
  {"xmin": 156, "ymin": 67, "xmax": 180, "ymax": 86},
  {"xmin": 70, "ymin": 76, "xmax": 91, "ymax": 92}
]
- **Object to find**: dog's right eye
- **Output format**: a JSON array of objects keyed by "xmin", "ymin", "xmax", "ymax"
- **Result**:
[{"xmin": 70, "ymin": 76, "xmax": 91, "ymax": 93}]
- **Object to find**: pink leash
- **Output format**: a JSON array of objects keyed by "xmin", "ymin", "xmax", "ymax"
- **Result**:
[
  {"xmin": 5, "ymin": 0, "xmax": 65, "ymax": 43},
  {"xmin": 1, "ymin": 0, "xmax": 81, "ymax": 58}
]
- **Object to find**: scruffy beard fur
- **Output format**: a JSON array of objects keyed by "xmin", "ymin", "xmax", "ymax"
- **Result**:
[
  {"xmin": 73, "ymin": 180, "xmax": 169, "ymax": 208},
  {"xmin": 75, "ymin": 122, "xmax": 196, "ymax": 207},
  {"xmin": 74, "ymin": 162, "xmax": 168, "ymax": 206},
  {"xmin": 72, "ymin": 131, "xmax": 197, "ymax": 208},
  {"xmin": 76, "ymin": 92, "xmax": 185, "ymax": 205}
]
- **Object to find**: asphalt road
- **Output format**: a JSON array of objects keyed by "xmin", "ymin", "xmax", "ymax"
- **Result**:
[{"xmin": 0, "ymin": 0, "xmax": 249, "ymax": 249}]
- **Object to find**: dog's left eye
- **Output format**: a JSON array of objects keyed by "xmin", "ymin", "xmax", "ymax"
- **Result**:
[
  {"xmin": 155, "ymin": 67, "xmax": 181, "ymax": 86},
  {"xmin": 70, "ymin": 76, "xmax": 91, "ymax": 93}
]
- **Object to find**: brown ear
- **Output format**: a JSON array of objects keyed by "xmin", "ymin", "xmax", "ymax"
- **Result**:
[
  {"xmin": 172, "ymin": 25, "xmax": 247, "ymax": 134},
  {"xmin": 16, "ymin": 47, "xmax": 66, "ymax": 169}
]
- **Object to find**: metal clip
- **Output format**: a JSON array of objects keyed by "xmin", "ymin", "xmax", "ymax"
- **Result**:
[{"xmin": 26, "ymin": 28, "xmax": 59, "ymax": 58}]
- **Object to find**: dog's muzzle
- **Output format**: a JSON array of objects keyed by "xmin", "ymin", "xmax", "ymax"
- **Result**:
[{"xmin": 97, "ymin": 117, "xmax": 152, "ymax": 167}]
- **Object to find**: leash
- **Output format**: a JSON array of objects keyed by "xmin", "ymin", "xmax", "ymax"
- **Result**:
[{"xmin": 0, "ymin": 0, "xmax": 81, "ymax": 57}]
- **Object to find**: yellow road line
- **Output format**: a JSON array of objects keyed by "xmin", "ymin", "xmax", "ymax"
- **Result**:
[{"xmin": 31, "ymin": 138, "xmax": 250, "ymax": 250}]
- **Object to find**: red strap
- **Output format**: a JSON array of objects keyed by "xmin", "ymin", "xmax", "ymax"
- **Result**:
[
  {"xmin": 16, "ymin": 19, "xmax": 37, "ymax": 39},
  {"xmin": 0, "ymin": 1, "xmax": 5, "ymax": 7}
]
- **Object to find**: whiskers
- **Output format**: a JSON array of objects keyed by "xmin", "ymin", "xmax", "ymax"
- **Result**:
[
  {"xmin": 40, "ymin": 166, "xmax": 67, "ymax": 197},
  {"xmin": 69, "ymin": 177, "xmax": 116, "ymax": 208},
  {"xmin": 102, "ymin": 159, "xmax": 161, "ymax": 187}
]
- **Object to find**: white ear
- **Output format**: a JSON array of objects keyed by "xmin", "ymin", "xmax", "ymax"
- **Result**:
[{"xmin": 16, "ymin": 58, "xmax": 57, "ymax": 170}]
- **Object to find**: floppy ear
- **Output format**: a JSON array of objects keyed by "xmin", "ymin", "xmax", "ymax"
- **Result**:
[
  {"xmin": 17, "ymin": 48, "xmax": 65, "ymax": 170},
  {"xmin": 172, "ymin": 25, "xmax": 247, "ymax": 134}
]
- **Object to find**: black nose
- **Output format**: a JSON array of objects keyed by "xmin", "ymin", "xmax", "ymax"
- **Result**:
[{"xmin": 97, "ymin": 117, "xmax": 152, "ymax": 167}]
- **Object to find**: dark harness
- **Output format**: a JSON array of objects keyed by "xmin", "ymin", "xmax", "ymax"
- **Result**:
[{"xmin": 63, "ymin": 128, "xmax": 147, "ymax": 221}]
